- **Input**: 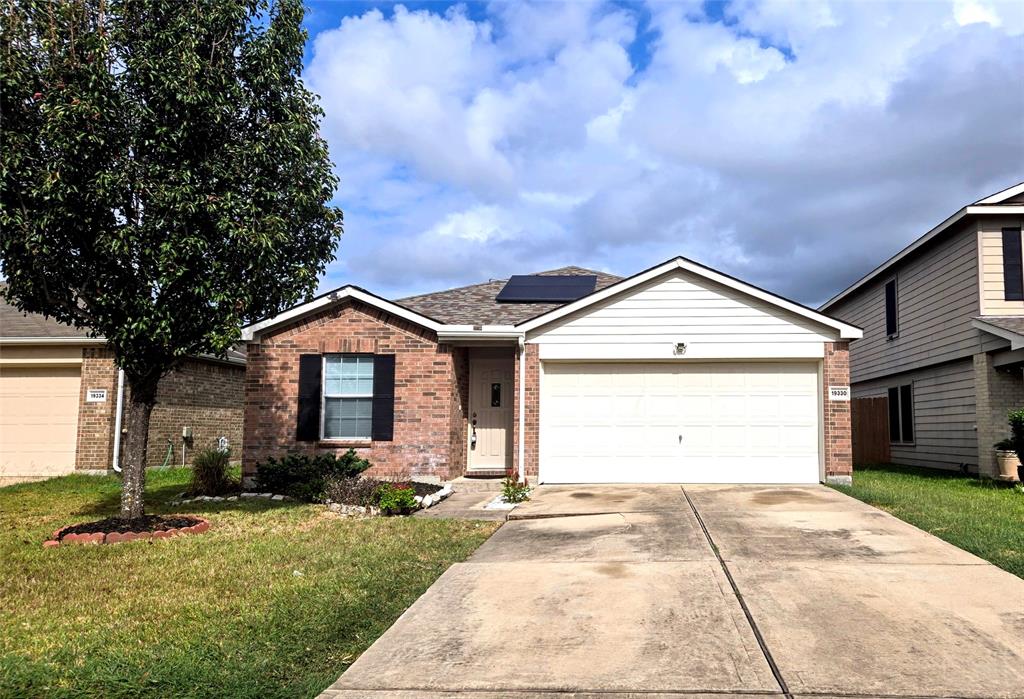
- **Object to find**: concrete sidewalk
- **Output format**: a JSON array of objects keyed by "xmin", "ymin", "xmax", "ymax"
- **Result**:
[{"xmin": 319, "ymin": 484, "xmax": 1024, "ymax": 699}]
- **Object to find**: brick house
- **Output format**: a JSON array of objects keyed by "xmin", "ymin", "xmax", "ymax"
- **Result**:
[
  {"xmin": 0, "ymin": 296, "xmax": 245, "ymax": 485},
  {"xmin": 241, "ymin": 257, "xmax": 861, "ymax": 485}
]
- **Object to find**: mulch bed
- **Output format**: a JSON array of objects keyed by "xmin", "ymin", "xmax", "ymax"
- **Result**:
[
  {"xmin": 45, "ymin": 515, "xmax": 209, "ymax": 548},
  {"xmin": 408, "ymin": 481, "xmax": 443, "ymax": 497}
]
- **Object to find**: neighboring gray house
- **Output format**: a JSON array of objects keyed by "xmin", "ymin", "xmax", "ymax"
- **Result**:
[{"xmin": 820, "ymin": 182, "xmax": 1024, "ymax": 477}]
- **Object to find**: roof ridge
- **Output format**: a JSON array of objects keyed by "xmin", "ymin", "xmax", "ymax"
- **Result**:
[{"xmin": 396, "ymin": 266, "xmax": 620, "ymax": 302}]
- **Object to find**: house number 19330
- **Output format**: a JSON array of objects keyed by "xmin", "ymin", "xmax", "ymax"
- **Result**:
[{"xmin": 828, "ymin": 386, "xmax": 850, "ymax": 401}]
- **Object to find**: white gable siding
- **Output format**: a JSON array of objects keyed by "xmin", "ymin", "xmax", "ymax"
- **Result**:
[
  {"xmin": 527, "ymin": 269, "xmax": 837, "ymax": 360},
  {"xmin": 978, "ymin": 216, "xmax": 1024, "ymax": 316}
]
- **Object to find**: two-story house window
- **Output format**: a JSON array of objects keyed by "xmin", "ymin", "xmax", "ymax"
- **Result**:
[
  {"xmin": 884, "ymin": 278, "xmax": 898, "ymax": 338},
  {"xmin": 887, "ymin": 384, "xmax": 914, "ymax": 444},
  {"xmin": 1002, "ymin": 227, "xmax": 1024, "ymax": 301}
]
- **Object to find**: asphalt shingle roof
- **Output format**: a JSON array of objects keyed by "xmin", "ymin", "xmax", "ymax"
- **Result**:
[
  {"xmin": 975, "ymin": 315, "xmax": 1024, "ymax": 337},
  {"xmin": 397, "ymin": 266, "xmax": 623, "ymax": 325},
  {"xmin": 0, "ymin": 288, "xmax": 95, "ymax": 339}
]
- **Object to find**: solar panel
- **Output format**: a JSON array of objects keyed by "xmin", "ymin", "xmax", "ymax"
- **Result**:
[{"xmin": 495, "ymin": 275, "xmax": 597, "ymax": 303}]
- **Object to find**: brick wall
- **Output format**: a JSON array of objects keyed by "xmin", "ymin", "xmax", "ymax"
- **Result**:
[
  {"xmin": 973, "ymin": 352, "xmax": 1024, "ymax": 478},
  {"xmin": 75, "ymin": 348, "xmax": 244, "ymax": 470},
  {"xmin": 76, "ymin": 348, "xmax": 121, "ymax": 470},
  {"xmin": 512, "ymin": 343, "xmax": 540, "ymax": 481},
  {"xmin": 148, "ymin": 360, "xmax": 245, "ymax": 467},
  {"xmin": 242, "ymin": 300, "xmax": 466, "ymax": 482},
  {"xmin": 823, "ymin": 341, "xmax": 853, "ymax": 482}
]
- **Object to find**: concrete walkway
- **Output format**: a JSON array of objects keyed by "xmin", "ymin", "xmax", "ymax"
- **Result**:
[{"xmin": 320, "ymin": 484, "xmax": 1024, "ymax": 699}]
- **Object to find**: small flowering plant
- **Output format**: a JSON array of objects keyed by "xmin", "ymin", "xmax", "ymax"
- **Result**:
[
  {"xmin": 374, "ymin": 482, "xmax": 419, "ymax": 515},
  {"xmin": 501, "ymin": 475, "xmax": 531, "ymax": 504}
]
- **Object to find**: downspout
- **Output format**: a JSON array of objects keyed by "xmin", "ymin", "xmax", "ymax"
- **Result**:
[
  {"xmin": 518, "ymin": 335, "xmax": 526, "ymax": 483},
  {"xmin": 111, "ymin": 369, "xmax": 125, "ymax": 473}
]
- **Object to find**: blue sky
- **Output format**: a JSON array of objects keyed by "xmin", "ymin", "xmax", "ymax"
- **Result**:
[{"xmin": 298, "ymin": 0, "xmax": 1024, "ymax": 304}]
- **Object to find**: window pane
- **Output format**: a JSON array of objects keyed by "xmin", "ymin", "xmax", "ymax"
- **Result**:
[
  {"xmin": 900, "ymin": 384, "xmax": 914, "ymax": 443},
  {"xmin": 884, "ymin": 280, "xmax": 897, "ymax": 336},
  {"xmin": 887, "ymin": 387, "xmax": 901, "ymax": 443},
  {"xmin": 324, "ymin": 355, "xmax": 374, "ymax": 396},
  {"xmin": 324, "ymin": 398, "xmax": 372, "ymax": 439}
]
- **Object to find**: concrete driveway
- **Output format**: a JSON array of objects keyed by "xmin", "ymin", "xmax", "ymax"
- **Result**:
[{"xmin": 320, "ymin": 484, "xmax": 1024, "ymax": 699}]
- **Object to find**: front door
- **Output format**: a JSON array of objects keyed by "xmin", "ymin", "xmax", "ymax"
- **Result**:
[{"xmin": 468, "ymin": 358, "xmax": 513, "ymax": 472}]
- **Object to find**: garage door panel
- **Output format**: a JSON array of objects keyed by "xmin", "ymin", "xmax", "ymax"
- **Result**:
[
  {"xmin": 540, "ymin": 362, "xmax": 820, "ymax": 484},
  {"xmin": 0, "ymin": 366, "xmax": 81, "ymax": 478}
]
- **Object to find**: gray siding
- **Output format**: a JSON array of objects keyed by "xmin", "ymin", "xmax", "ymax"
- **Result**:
[
  {"xmin": 827, "ymin": 222, "xmax": 987, "ymax": 384},
  {"xmin": 852, "ymin": 358, "xmax": 977, "ymax": 471}
]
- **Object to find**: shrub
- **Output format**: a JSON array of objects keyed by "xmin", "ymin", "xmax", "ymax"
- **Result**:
[
  {"xmin": 501, "ymin": 475, "xmax": 530, "ymax": 503},
  {"xmin": 188, "ymin": 448, "xmax": 235, "ymax": 496},
  {"xmin": 1009, "ymin": 409, "xmax": 1024, "ymax": 457},
  {"xmin": 374, "ymin": 482, "xmax": 419, "ymax": 515},
  {"xmin": 323, "ymin": 476, "xmax": 381, "ymax": 507},
  {"xmin": 254, "ymin": 450, "xmax": 371, "ymax": 502},
  {"xmin": 995, "ymin": 438, "xmax": 1015, "ymax": 451}
]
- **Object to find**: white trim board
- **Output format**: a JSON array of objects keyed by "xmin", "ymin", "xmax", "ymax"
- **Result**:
[{"xmin": 972, "ymin": 318, "xmax": 1024, "ymax": 351}]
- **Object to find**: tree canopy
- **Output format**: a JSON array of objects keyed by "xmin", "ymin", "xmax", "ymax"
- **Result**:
[{"xmin": 1, "ymin": 0, "xmax": 342, "ymax": 517}]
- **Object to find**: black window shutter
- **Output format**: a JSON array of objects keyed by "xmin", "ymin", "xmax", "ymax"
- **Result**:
[
  {"xmin": 899, "ymin": 384, "xmax": 914, "ymax": 443},
  {"xmin": 1002, "ymin": 228, "xmax": 1023, "ymax": 301},
  {"xmin": 296, "ymin": 354, "xmax": 322, "ymax": 441},
  {"xmin": 887, "ymin": 387, "xmax": 901, "ymax": 443},
  {"xmin": 884, "ymin": 279, "xmax": 898, "ymax": 336},
  {"xmin": 371, "ymin": 354, "xmax": 396, "ymax": 441}
]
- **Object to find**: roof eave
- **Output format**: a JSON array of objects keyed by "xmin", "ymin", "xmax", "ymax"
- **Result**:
[
  {"xmin": 820, "ymin": 202, "xmax": 1024, "ymax": 312},
  {"xmin": 972, "ymin": 318, "xmax": 1024, "ymax": 351}
]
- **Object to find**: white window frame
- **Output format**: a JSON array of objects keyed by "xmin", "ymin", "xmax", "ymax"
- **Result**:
[{"xmin": 320, "ymin": 354, "xmax": 374, "ymax": 441}]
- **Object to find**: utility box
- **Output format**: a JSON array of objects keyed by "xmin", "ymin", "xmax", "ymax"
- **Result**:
[{"xmin": 182, "ymin": 426, "xmax": 193, "ymax": 440}]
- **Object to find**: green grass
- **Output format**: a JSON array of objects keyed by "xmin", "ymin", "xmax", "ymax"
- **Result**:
[
  {"xmin": 0, "ymin": 469, "xmax": 500, "ymax": 699},
  {"xmin": 831, "ymin": 464, "xmax": 1024, "ymax": 578}
]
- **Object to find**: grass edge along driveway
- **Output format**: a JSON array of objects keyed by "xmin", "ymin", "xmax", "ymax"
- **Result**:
[
  {"xmin": 0, "ymin": 469, "xmax": 499, "ymax": 699},
  {"xmin": 831, "ymin": 463, "xmax": 1023, "ymax": 579}
]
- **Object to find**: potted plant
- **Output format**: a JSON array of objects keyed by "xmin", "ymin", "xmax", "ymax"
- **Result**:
[
  {"xmin": 1003, "ymin": 408, "xmax": 1024, "ymax": 482},
  {"xmin": 993, "ymin": 438, "xmax": 1020, "ymax": 480}
]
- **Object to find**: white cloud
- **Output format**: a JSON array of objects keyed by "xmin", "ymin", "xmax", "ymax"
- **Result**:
[{"xmin": 308, "ymin": 1, "xmax": 1024, "ymax": 303}]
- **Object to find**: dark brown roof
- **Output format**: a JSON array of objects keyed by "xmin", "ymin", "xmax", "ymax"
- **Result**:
[
  {"xmin": 0, "ymin": 288, "xmax": 95, "ymax": 339},
  {"xmin": 397, "ymin": 266, "xmax": 623, "ymax": 325}
]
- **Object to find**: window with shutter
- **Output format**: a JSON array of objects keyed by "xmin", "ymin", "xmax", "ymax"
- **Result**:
[
  {"xmin": 1003, "ymin": 227, "xmax": 1024, "ymax": 301},
  {"xmin": 322, "ymin": 355, "xmax": 374, "ymax": 439}
]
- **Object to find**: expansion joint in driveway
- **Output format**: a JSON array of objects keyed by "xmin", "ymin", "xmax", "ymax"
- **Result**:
[{"xmin": 682, "ymin": 487, "xmax": 793, "ymax": 699}]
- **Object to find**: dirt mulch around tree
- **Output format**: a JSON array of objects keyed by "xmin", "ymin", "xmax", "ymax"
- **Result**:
[{"xmin": 45, "ymin": 515, "xmax": 209, "ymax": 547}]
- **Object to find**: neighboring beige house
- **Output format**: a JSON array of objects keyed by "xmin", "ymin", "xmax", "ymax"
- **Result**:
[
  {"xmin": 0, "ymin": 296, "xmax": 245, "ymax": 485},
  {"xmin": 820, "ymin": 182, "xmax": 1024, "ymax": 478}
]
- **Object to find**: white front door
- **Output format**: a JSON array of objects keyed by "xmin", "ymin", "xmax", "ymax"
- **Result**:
[
  {"xmin": 468, "ymin": 358, "xmax": 513, "ymax": 472},
  {"xmin": 540, "ymin": 362, "xmax": 820, "ymax": 484}
]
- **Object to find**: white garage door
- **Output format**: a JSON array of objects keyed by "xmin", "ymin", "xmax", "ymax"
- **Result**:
[
  {"xmin": 0, "ymin": 366, "xmax": 81, "ymax": 479},
  {"xmin": 540, "ymin": 362, "xmax": 820, "ymax": 484}
]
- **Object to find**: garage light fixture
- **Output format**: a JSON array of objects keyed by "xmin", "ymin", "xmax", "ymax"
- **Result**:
[{"xmin": 673, "ymin": 342, "xmax": 687, "ymax": 356}]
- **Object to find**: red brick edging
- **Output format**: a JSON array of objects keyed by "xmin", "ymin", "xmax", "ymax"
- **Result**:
[{"xmin": 43, "ymin": 517, "xmax": 210, "ymax": 548}]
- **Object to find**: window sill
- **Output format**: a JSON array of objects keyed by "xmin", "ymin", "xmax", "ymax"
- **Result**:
[{"xmin": 318, "ymin": 439, "xmax": 372, "ymax": 447}]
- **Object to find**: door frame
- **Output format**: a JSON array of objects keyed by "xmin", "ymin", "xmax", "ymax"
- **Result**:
[{"xmin": 467, "ymin": 353, "xmax": 514, "ymax": 473}]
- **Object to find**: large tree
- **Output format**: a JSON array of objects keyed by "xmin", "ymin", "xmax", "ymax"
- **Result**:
[{"xmin": 0, "ymin": 0, "xmax": 342, "ymax": 518}]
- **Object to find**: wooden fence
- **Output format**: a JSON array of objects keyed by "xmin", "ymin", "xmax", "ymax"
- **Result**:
[{"xmin": 851, "ymin": 396, "xmax": 890, "ymax": 465}]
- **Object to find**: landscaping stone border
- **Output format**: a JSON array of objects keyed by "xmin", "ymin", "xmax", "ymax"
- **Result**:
[
  {"xmin": 414, "ymin": 483, "xmax": 453, "ymax": 509},
  {"xmin": 325, "ymin": 482, "xmax": 455, "ymax": 517},
  {"xmin": 169, "ymin": 492, "xmax": 292, "ymax": 505},
  {"xmin": 44, "ymin": 517, "xmax": 210, "ymax": 548}
]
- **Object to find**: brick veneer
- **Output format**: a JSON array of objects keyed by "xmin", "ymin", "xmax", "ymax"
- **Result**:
[
  {"xmin": 973, "ymin": 351, "xmax": 1024, "ymax": 478},
  {"xmin": 75, "ymin": 348, "xmax": 244, "ymax": 470},
  {"xmin": 823, "ymin": 341, "xmax": 853, "ymax": 482},
  {"xmin": 242, "ymin": 300, "xmax": 468, "ymax": 482},
  {"xmin": 512, "ymin": 343, "xmax": 540, "ymax": 481}
]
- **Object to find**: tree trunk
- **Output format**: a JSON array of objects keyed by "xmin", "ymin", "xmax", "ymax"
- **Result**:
[{"xmin": 119, "ymin": 376, "xmax": 159, "ymax": 520}]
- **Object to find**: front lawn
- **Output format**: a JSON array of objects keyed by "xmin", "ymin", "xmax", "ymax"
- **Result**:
[
  {"xmin": 832, "ymin": 464, "xmax": 1023, "ymax": 578},
  {"xmin": 0, "ymin": 469, "xmax": 499, "ymax": 699}
]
